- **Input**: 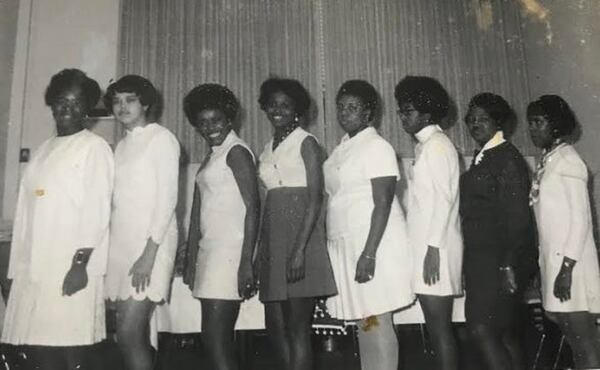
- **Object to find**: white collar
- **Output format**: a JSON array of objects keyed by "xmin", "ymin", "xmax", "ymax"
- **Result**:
[
  {"xmin": 211, "ymin": 130, "xmax": 237, "ymax": 155},
  {"xmin": 340, "ymin": 126, "xmax": 376, "ymax": 144},
  {"xmin": 127, "ymin": 122, "xmax": 156, "ymax": 135},
  {"xmin": 414, "ymin": 124, "xmax": 442, "ymax": 144},
  {"xmin": 474, "ymin": 131, "xmax": 506, "ymax": 165}
]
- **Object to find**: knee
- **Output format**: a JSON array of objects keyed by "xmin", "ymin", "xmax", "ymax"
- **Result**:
[
  {"xmin": 469, "ymin": 323, "xmax": 494, "ymax": 342},
  {"xmin": 116, "ymin": 321, "xmax": 143, "ymax": 348}
]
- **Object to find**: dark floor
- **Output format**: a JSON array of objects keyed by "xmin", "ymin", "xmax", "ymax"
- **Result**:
[{"xmin": 0, "ymin": 314, "xmax": 576, "ymax": 370}]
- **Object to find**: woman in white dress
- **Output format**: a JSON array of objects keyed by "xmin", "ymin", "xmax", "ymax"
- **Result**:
[
  {"xmin": 528, "ymin": 95, "xmax": 600, "ymax": 369},
  {"xmin": 1, "ymin": 69, "xmax": 114, "ymax": 369},
  {"xmin": 182, "ymin": 83, "xmax": 259, "ymax": 370},
  {"xmin": 104, "ymin": 75, "xmax": 180, "ymax": 370},
  {"xmin": 395, "ymin": 76, "xmax": 462, "ymax": 370},
  {"xmin": 324, "ymin": 80, "xmax": 414, "ymax": 370}
]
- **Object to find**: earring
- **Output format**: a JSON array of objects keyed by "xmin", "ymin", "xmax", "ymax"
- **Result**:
[{"xmin": 294, "ymin": 116, "xmax": 299, "ymax": 123}]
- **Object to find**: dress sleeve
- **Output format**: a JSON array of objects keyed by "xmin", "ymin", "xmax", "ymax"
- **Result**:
[
  {"xmin": 147, "ymin": 130, "xmax": 181, "ymax": 245},
  {"xmin": 559, "ymin": 153, "xmax": 591, "ymax": 261},
  {"xmin": 497, "ymin": 152, "xmax": 535, "ymax": 268},
  {"xmin": 423, "ymin": 139, "xmax": 460, "ymax": 248},
  {"xmin": 78, "ymin": 140, "xmax": 115, "ymax": 275},
  {"xmin": 364, "ymin": 139, "xmax": 400, "ymax": 180}
]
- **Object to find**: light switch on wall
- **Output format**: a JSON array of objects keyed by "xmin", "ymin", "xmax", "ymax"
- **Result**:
[{"xmin": 19, "ymin": 148, "xmax": 30, "ymax": 163}]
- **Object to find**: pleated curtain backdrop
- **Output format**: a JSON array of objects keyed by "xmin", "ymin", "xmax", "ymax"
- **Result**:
[{"xmin": 118, "ymin": 0, "xmax": 536, "ymax": 162}]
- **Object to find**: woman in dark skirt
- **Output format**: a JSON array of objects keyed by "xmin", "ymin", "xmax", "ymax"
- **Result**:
[
  {"xmin": 460, "ymin": 93, "xmax": 537, "ymax": 370},
  {"xmin": 257, "ymin": 77, "xmax": 337, "ymax": 370}
]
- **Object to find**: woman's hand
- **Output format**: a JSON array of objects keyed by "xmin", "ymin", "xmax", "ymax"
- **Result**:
[
  {"xmin": 355, "ymin": 254, "xmax": 376, "ymax": 283},
  {"xmin": 553, "ymin": 258, "xmax": 575, "ymax": 302},
  {"xmin": 62, "ymin": 248, "xmax": 92, "ymax": 296},
  {"xmin": 287, "ymin": 248, "xmax": 306, "ymax": 283},
  {"xmin": 62, "ymin": 264, "xmax": 88, "ymax": 296},
  {"xmin": 238, "ymin": 259, "xmax": 256, "ymax": 300},
  {"xmin": 423, "ymin": 245, "xmax": 440, "ymax": 285},
  {"xmin": 500, "ymin": 266, "xmax": 518, "ymax": 295},
  {"xmin": 129, "ymin": 238, "xmax": 159, "ymax": 293}
]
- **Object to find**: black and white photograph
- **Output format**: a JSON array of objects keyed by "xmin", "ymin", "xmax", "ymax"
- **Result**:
[{"xmin": 0, "ymin": 0, "xmax": 599, "ymax": 369}]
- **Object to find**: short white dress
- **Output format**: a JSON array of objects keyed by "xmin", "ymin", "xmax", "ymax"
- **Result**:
[
  {"xmin": 324, "ymin": 127, "xmax": 415, "ymax": 320},
  {"xmin": 533, "ymin": 143, "xmax": 600, "ymax": 313},
  {"xmin": 408, "ymin": 125, "xmax": 463, "ymax": 296},
  {"xmin": 2, "ymin": 129, "xmax": 113, "ymax": 345},
  {"xmin": 193, "ymin": 131, "xmax": 254, "ymax": 300},
  {"xmin": 106, "ymin": 123, "xmax": 180, "ymax": 302}
]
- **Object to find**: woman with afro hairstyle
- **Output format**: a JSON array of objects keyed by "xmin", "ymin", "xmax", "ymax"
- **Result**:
[
  {"xmin": 2, "ymin": 69, "xmax": 114, "ymax": 369},
  {"xmin": 257, "ymin": 77, "xmax": 337, "ymax": 370},
  {"xmin": 395, "ymin": 75, "xmax": 463, "ymax": 370},
  {"xmin": 183, "ymin": 83, "xmax": 260, "ymax": 370}
]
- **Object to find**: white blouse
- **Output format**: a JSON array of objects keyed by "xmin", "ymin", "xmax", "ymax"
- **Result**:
[
  {"xmin": 9, "ymin": 129, "xmax": 114, "ymax": 282},
  {"xmin": 258, "ymin": 127, "xmax": 314, "ymax": 189}
]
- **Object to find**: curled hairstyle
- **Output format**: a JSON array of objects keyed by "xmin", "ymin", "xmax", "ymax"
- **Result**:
[
  {"xmin": 527, "ymin": 95, "xmax": 577, "ymax": 138},
  {"xmin": 394, "ymin": 76, "xmax": 449, "ymax": 121},
  {"xmin": 258, "ymin": 77, "xmax": 311, "ymax": 117},
  {"xmin": 103, "ymin": 75, "xmax": 158, "ymax": 116},
  {"xmin": 336, "ymin": 80, "xmax": 379, "ymax": 121},
  {"xmin": 44, "ymin": 68, "xmax": 101, "ymax": 111},
  {"xmin": 183, "ymin": 84, "xmax": 240, "ymax": 125},
  {"xmin": 466, "ymin": 92, "xmax": 513, "ymax": 131}
]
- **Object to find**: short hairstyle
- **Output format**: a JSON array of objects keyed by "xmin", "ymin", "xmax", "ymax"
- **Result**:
[
  {"xmin": 466, "ymin": 92, "xmax": 512, "ymax": 131},
  {"xmin": 336, "ymin": 80, "xmax": 379, "ymax": 120},
  {"xmin": 103, "ymin": 75, "xmax": 158, "ymax": 115},
  {"xmin": 258, "ymin": 77, "xmax": 311, "ymax": 117},
  {"xmin": 527, "ymin": 95, "xmax": 577, "ymax": 138},
  {"xmin": 183, "ymin": 84, "xmax": 240, "ymax": 125},
  {"xmin": 44, "ymin": 68, "xmax": 101, "ymax": 111},
  {"xmin": 394, "ymin": 76, "xmax": 449, "ymax": 121}
]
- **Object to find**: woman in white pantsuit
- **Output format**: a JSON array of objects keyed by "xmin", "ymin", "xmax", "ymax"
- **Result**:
[
  {"xmin": 528, "ymin": 95, "xmax": 600, "ymax": 369},
  {"xmin": 2, "ymin": 69, "xmax": 114, "ymax": 369},
  {"xmin": 325, "ymin": 80, "xmax": 414, "ymax": 370},
  {"xmin": 104, "ymin": 75, "xmax": 180, "ymax": 370},
  {"xmin": 395, "ymin": 76, "xmax": 463, "ymax": 370}
]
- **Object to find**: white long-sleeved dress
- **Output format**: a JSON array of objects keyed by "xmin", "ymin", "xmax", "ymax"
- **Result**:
[
  {"xmin": 408, "ymin": 125, "xmax": 463, "ymax": 296},
  {"xmin": 533, "ymin": 143, "xmax": 600, "ymax": 312},
  {"xmin": 2, "ymin": 129, "xmax": 114, "ymax": 345},
  {"xmin": 105, "ymin": 123, "xmax": 180, "ymax": 302}
]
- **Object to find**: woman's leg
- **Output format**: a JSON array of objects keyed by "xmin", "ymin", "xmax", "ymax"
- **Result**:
[
  {"xmin": 115, "ymin": 298, "xmax": 156, "ymax": 370},
  {"xmin": 357, "ymin": 312, "xmax": 399, "ymax": 370},
  {"xmin": 502, "ymin": 322, "xmax": 525, "ymax": 370},
  {"xmin": 281, "ymin": 297, "xmax": 315, "ymax": 370},
  {"xmin": 418, "ymin": 294, "xmax": 458, "ymax": 370},
  {"xmin": 547, "ymin": 311, "xmax": 600, "ymax": 369},
  {"xmin": 265, "ymin": 301, "xmax": 290, "ymax": 369},
  {"xmin": 200, "ymin": 299, "xmax": 241, "ymax": 370},
  {"xmin": 468, "ymin": 322, "xmax": 512, "ymax": 370}
]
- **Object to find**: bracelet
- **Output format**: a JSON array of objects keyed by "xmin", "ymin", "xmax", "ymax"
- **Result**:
[
  {"xmin": 74, "ymin": 250, "xmax": 90, "ymax": 265},
  {"xmin": 499, "ymin": 266, "xmax": 512, "ymax": 272},
  {"xmin": 362, "ymin": 254, "xmax": 376, "ymax": 260},
  {"xmin": 562, "ymin": 260, "xmax": 575, "ymax": 269}
]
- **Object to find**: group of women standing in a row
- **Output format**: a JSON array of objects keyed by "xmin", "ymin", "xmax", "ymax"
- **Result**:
[{"xmin": 1, "ymin": 68, "xmax": 599, "ymax": 370}]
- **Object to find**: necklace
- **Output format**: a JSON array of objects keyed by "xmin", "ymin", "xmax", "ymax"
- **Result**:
[{"xmin": 272, "ymin": 123, "xmax": 298, "ymax": 151}]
